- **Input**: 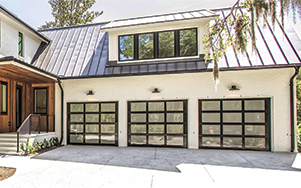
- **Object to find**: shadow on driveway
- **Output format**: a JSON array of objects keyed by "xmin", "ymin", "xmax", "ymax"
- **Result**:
[{"xmin": 33, "ymin": 145, "xmax": 300, "ymax": 172}]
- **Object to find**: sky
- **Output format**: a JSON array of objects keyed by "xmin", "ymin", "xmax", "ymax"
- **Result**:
[{"xmin": 0, "ymin": 0, "xmax": 237, "ymax": 29}]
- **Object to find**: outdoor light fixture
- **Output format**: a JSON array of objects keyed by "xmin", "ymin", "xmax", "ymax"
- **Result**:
[
  {"xmin": 229, "ymin": 85, "xmax": 240, "ymax": 91},
  {"xmin": 152, "ymin": 88, "xmax": 160, "ymax": 93},
  {"xmin": 87, "ymin": 90, "xmax": 94, "ymax": 95}
]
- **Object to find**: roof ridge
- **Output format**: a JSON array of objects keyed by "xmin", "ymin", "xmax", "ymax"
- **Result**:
[
  {"xmin": 37, "ymin": 21, "xmax": 111, "ymax": 32},
  {"xmin": 108, "ymin": 8, "xmax": 214, "ymax": 23}
]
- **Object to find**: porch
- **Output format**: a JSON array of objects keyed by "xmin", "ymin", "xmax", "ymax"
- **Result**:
[{"xmin": 0, "ymin": 57, "xmax": 58, "ymax": 154}]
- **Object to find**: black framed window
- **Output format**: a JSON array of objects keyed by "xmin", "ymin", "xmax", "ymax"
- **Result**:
[
  {"xmin": 119, "ymin": 28, "xmax": 197, "ymax": 61},
  {"xmin": 128, "ymin": 100, "xmax": 187, "ymax": 147},
  {"xmin": 0, "ymin": 82, "xmax": 7, "ymax": 114},
  {"xmin": 34, "ymin": 88, "xmax": 47, "ymax": 114},
  {"xmin": 67, "ymin": 102, "xmax": 118, "ymax": 145},
  {"xmin": 18, "ymin": 32, "xmax": 23, "ymax": 57},
  {"xmin": 199, "ymin": 98, "xmax": 270, "ymax": 151}
]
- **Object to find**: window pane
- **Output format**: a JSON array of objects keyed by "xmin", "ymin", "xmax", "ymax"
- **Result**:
[
  {"xmin": 131, "ymin": 124, "xmax": 146, "ymax": 133},
  {"xmin": 166, "ymin": 136, "xmax": 183, "ymax": 145},
  {"xmin": 245, "ymin": 125, "xmax": 265, "ymax": 135},
  {"xmin": 101, "ymin": 124, "xmax": 115, "ymax": 133},
  {"xmin": 131, "ymin": 114, "xmax": 146, "ymax": 122},
  {"xmin": 85, "ymin": 134, "xmax": 99, "ymax": 144},
  {"xmin": 202, "ymin": 137, "xmax": 220, "ymax": 147},
  {"xmin": 19, "ymin": 32, "xmax": 23, "ymax": 57},
  {"xmin": 148, "ymin": 102, "xmax": 164, "ymax": 111},
  {"xmin": 245, "ymin": 138, "xmax": 265, "ymax": 148},
  {"xmin": 149, "ymin": 136, "xmax": 164, "ymax": 145},
  {"xmin": 101, "ymin": 114, "xmax": 115, "ymax": 122},
  {"xmin": 167, "ymin": 124, "xmax": 183, "ymax": 134},
  {"xmin": 223, "ymin": 101, "xmax": 242, "ymax": 111},
  {"xmin": 1, "ymin": 83, "xmax": 7, "ymax": 113},
  {"xmin": 223, "ymin": 137, "xmax": 242, "ymax": 148},
  {"xmin": 70, "ymin": 114, "xmax": 83, "ymax": 122},
  {"xmin": 70, "ymin": 104, "xmax": 84, "ymax": 112},
  {"xmin": 223, "ymin": 125, "xmax": 242, "ymax": 135},
  {"xmin": 70, "ymin": 124, "xmax": 84, "ymax": 133},
  {"xmin": 119, "ymin": 35, "xmax": 134, "ymax": 60},
  {"xmin": 139, "ymin": 33, "xmax": 154, "ymax": 59},
  {"xmin": 149, "ymin": 124, "xmax": 164, "ymax": 133},
  {"xmin": 159, "ymin": 31, "xmax": 174, "ymax": 58},
  {"xmin": 166, "ymin": 113, "xmax": 183, "ymax": 122},
  {"xmin": 201, "ymin": 101, "xmax": 220, "ymax": 111},
  {"xmin": 86, "ymin": 124, "xmax": 99, "ymax": 133},
  {"xmin": 131, "ymin": 135, "xmax": 146, "ymax": 145},
  {"xmin": 149, "ymin": 113, "xmax": 164, "ymax": 122},
  {"xmin": 166, "ymin": 101, "xmax": 183, "ymax": 111},
  {"xmin": 202, "ymin": 113, "xmax": 220, "ymax": 123},
  {"xmin": 244, "ymin": 100, "xmax": 265, "ymax": 110},
  {"xmin": 101, "ymin": 135, "xmax": 115, "ymax": 144},
  {"xmin": 85, "ymin": 114, "xmax": 99, "ymax": 122},
  {"xmin": 70, "ymin": 134, "xmax": 83, "ymax": 143},
  {"xmin": 180, "ymin": 29, "xmax": 197, "ymax": 56},
  {"xmin": 245, "ymin": 113, "xmax": 265, "ymax": 123},
  {"xmin": 101, "ymin": 103, "xmax": 115, "ymax": 112},
  {"xmin": 131, "ymin": 102, "xmax": 146, "ymax": 111},
  {"xmin": 202, "ymin": 125, "xmax": 220, "ymax": 135},
  {"xmin": 85, "ymin": 103, "xmax": 99, "ymax": 112},
  {"xmin": 34, "ymin": 89, "xmax": 47, "ymax": 114},
  {"xmin": 223, "ymin": 113, "xmax": 242, "ymax": 123}
]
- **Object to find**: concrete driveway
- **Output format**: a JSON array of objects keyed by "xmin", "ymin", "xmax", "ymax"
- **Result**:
[{"xmin": 0, "ymin": 145, "xmax": 300, "ymax": 188}]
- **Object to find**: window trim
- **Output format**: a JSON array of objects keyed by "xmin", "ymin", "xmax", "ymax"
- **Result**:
[
  {"xmin": 18, "ymin": 32, "xmax": 23, "ymax": 57},
  {"xmin": 0, "ymin": 81, "xmax": 8, "ymax": 115},
  {"xmin": 118, "ymin": 28, "xmax": 198, "ymax": 62},
  {"xmin": 33, "ymin": 87, "xmax": 48, "ymax": 115}
]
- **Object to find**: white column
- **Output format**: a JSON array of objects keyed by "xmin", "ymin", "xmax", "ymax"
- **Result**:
[
  {"xmin": 118, "ymin": 99, "xmax": 128, "ymax": 147},
  {"xmin": 188, "ymin": 98, "xmax": 199, "ymax": 149}
]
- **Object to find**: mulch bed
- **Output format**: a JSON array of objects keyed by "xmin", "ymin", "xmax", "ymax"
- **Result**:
[{"xmin": 0, "ymin": 167, "xmax": 16, "ymax": 181}]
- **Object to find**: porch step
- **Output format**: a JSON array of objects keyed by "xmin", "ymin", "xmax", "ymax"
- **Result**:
[{"xmin": 0, "ymin": 133, "xmax": 25, "ymax": 154}]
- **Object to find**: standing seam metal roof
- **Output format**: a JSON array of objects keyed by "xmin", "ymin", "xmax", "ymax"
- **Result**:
[{"xmin": 32, "ymin": 8, "xmax": 301, "ymax": 79}]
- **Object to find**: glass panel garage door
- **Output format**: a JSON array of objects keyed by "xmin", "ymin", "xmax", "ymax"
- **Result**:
[
  {"xmin": 67, "ymin": 102, "xmax": 118, "ymax": 145},
  {"xmin": 128, "ymin": 100, "xmax": 187, "ymax": 147},
  {"xmin": 199, "ymin": 98, "xmax": 270, "ymax": 151}
]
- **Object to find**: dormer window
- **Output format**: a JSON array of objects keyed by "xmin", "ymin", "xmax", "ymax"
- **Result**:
[
  {"xmin": 18, "ymin": 32, "xmax": 23, "ymax": 57},
  {"xmin": 118, "ymin": 28, "xmax": 197, "ymax": 61}
]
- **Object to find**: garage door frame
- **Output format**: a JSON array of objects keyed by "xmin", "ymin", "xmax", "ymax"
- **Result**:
[
  {"xmin": 128, "ymin": 100, "xmax": 188, "ymax": 148},
  {"xmin": 67, "ymin": 101, "xmax": 118, "ymax": 146},
  {"xmin": 199, "ymin": 98, "xmax": 271, "ymax": 151}
]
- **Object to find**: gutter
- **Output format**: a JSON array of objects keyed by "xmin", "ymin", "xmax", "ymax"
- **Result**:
[
  {"xmin": 290, "ymin": 66, "xmax": 300, "ymax": 152},
  {"xmin": 57, "ymin": 78, "xmax": 64, "ymax": 145}
]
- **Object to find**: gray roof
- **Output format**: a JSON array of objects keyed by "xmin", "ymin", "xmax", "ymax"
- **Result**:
[
  {"xmin": 208, "ymin": 8, "xmax": 301, "ymax": 70},
  {"xmin": 102, "ymin": 9, "xmax": 217, "ymax": 30},
  {"xmin": 32, "ymin": 8, "xmax": 301, "ymax": 79}
]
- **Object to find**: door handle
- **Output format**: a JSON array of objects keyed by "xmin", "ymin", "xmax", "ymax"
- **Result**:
[{"xmin": 8, "ymin": 121, "xmax": 11, "ymax": 126}]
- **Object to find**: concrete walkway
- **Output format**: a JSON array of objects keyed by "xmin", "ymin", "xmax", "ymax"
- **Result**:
[{"xmin": 0, "ymin": 146, "xmax": 300, "ymax": 187}]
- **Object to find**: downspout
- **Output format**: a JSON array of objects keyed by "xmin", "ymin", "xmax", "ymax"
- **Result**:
[
  {"xmin": 290, "ymin": 66, "xmax": 300, "ymax": 152},
  {"xmin": 57, "ymin": 78, "xmax": 64, "ymax": 145}
]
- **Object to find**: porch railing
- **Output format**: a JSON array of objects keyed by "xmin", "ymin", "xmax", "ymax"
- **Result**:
[{"xmin": 17, "ymin": 114, "xmax": 41, "ymax": 153}]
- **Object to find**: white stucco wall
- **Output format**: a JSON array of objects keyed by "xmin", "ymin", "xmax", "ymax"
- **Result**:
[
  {"xmin": 57, "ymin": 67, "xmax": 296, "ymax": 152},
  {"xmin": 106, "ymin": 18, "xmax": 211, "ymax": 63},
  {"xmin": 0, "ymin": 13, "xmax": 42, "ymax": 63}
]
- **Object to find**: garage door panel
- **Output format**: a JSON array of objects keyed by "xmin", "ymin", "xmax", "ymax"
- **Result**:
[
  {"xmin": 128, "ymin": 100, "xmax": 187, "ymax": 148},
  {"xmin": 67, "ymin": 102, "xmax": 118, "ymax": 146},
  {"xmin": 199, "ymin": 98, "xmax": 270, "ymax": 151}
]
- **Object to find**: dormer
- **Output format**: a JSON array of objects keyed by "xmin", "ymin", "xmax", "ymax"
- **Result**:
[
  {"xmin": 102, "ymin": 9, "xmax": 218, "ymax": 65},
  {"xmin": 0, "ymin": 5, "xmax": 49, "ymax": 63}
]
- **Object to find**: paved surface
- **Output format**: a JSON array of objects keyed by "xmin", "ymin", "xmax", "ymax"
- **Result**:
[{"xmin": 0, "ymin": 146, "xmax": 300, "ymax": 188}]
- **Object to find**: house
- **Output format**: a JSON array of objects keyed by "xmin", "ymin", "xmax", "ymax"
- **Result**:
[{"xmin": 0, "ymin": 5, "xmax": 300, "ymax": 154}]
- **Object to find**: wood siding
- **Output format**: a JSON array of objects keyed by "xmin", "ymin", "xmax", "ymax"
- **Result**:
[{"xmin": 0, "ymin": 77, "xmax": 55, "ymax": 133}]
